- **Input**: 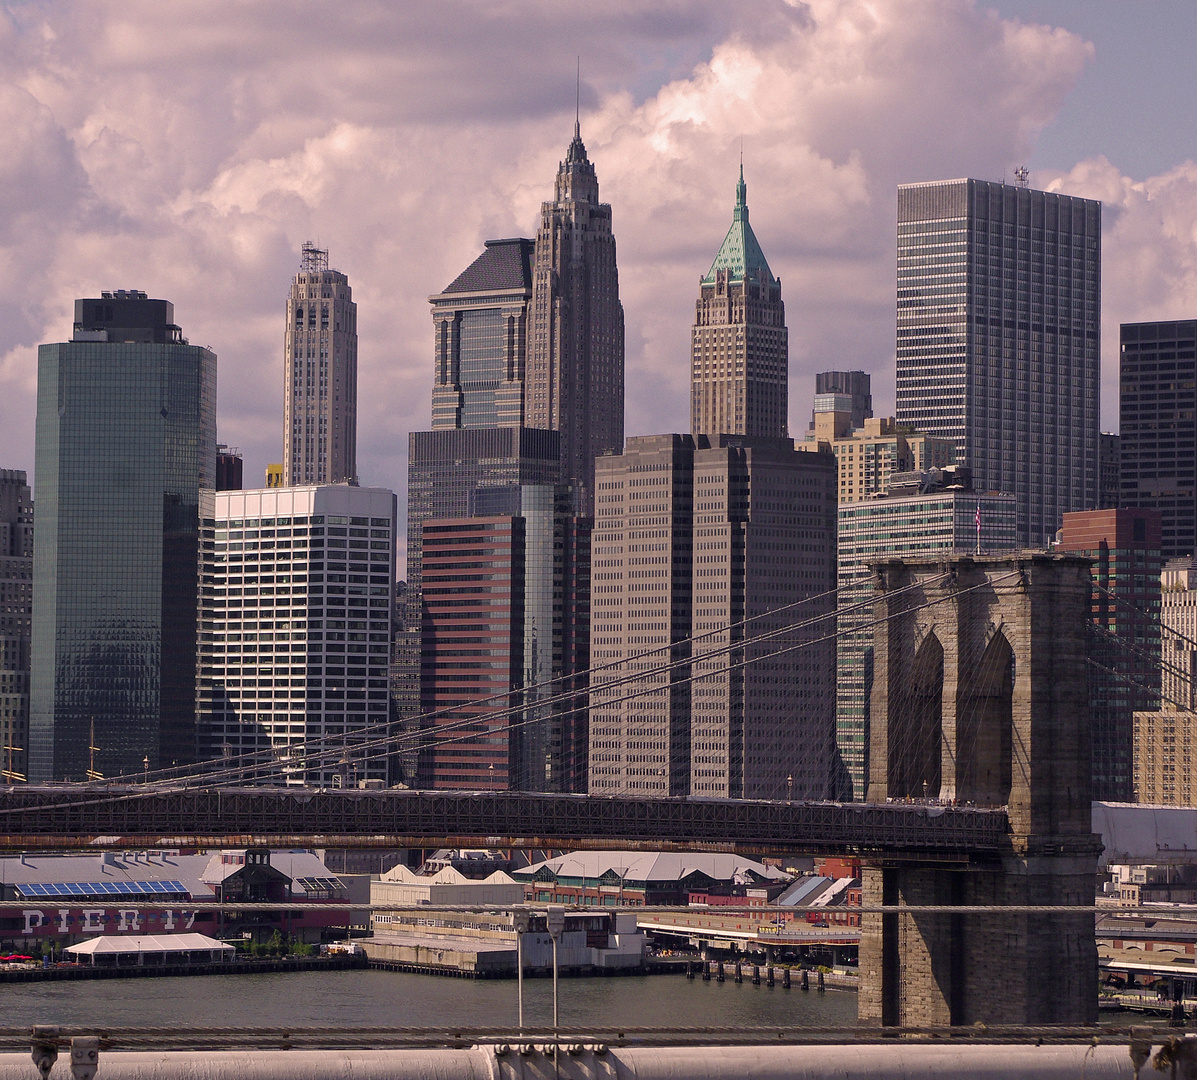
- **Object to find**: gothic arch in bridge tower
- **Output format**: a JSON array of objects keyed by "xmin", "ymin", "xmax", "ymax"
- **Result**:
[
  {"xmin": 950, "ymin": 628, "xmax": 1013, "ymax": 807},
  {"xmin": 866, "ymin": 554, "xmax": 1092, "ymax": 839},
  {"xmin": 888, "ymin": 628, "xmax": 943, "ymax": 800}
]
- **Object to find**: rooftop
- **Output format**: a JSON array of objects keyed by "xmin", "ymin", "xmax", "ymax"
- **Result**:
[
  {"xmin": 437, "ymin": 238, "xmax": 534, "ymax": 296},
  {"xmin": 515, "ymin": 850, "xmax": 788, "ymax": 886},
  {"xmin": 703, "ymin": 167, "xmax": 776, "ymax": 286}
]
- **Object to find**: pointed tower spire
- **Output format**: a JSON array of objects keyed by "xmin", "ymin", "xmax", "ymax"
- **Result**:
[
  {"xmin": 703, "ymin": 163, "xmax": 774, "ymax": 285},
  {"xmin": 575, "ymin": 56, "xmax": 581, "ymax": 140}
]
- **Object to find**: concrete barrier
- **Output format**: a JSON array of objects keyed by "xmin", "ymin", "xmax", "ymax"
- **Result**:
[{"xmin": 0, "ymin": 1042, "xmax": 1142, "ymax": 1080}]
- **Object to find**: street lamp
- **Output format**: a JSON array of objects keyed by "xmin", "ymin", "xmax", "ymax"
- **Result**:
[
  {"xmin": 142, "ymin": 756, "xmax": 149, "ymax": 784},
  {"xmin": 512, "ymin": 909, "xmax": 529, "ymax": 1030},
  {"xmin": 546, "ymin": 905, "xmax": 566, "ymax": 1033}
]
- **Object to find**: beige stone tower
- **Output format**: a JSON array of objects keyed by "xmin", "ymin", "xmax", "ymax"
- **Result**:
[
  {"xmin": 283, "ymin": 242, "xmax": 357, "ymax": 486},
  {"xmin": 691, "ymin": 167, "xmax": 788, "ymax": 440}
]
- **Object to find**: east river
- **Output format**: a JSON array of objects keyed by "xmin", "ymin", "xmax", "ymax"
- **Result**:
[{"xmin": 2, "ymin": 968, "xmax": 857, "ymax": 1030}]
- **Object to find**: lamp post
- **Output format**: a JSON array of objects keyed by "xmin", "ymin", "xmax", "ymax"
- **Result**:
[
  {"xmin": 512, "ymin": 909, "xmax": 529, "ymax": 1030},
  {"xmin": 546, "ymin": 905, "xmax": 566, "ymax": 1034}
]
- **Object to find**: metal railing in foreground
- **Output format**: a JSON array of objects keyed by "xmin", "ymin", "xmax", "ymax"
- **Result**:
[{"xmin": 0, "ymin": 1022, "xmax": 1191, "ymax": 1051}]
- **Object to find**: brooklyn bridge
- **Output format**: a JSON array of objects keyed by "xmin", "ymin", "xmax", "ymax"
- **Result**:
[{"xmin": 1, "ymin": 554, "xmax": 1108, "ymax": 1028}]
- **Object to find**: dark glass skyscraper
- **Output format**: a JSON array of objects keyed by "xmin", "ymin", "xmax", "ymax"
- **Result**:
[
  {"xmin": 895, "ymin": 179, "xmax": 1101, "ymax": 547},
  {"xmin": 1120, "ymin": 319, "xmax": 1197, "ymax": 559},
  {"xmin": 0, "ymin": 469, "xmax": 33, "ymax": 782},
  {"xmin": 404, "ymin": 426, "xmax": 561, "ymax": 620},
  {"xmin": 30, "ymin": 292, "xmax": 216, "ymax": 781},
  {"xmin": 429, "ymin": 238, "xmax": 534, "ymax": 429},
  {"xmin": 526, "ymin": 123, "xmax": 624, "ymax": 516}
]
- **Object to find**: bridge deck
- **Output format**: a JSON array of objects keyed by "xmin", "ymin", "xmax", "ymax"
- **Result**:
[{"xmin": 0, "ymin": 787, "xmax": 1008, "ymax": 857}]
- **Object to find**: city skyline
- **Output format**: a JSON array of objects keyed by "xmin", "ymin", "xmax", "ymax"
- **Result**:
[{"xmin": 3, "ymin": 2, "xmax": 1197, "ymax": 572}]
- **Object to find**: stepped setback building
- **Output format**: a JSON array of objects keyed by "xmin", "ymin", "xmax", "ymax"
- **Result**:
[
  {"xmin": 31, "ymin": 292, "xmax": 216, "ymax": 780},
  {"xmin": 526, "ymin": 123, "xmax": 624, "ymax": 516},
  {"xmin": 691, "ymin": 168, "xmax": 788, "ymax": 441},
  {"xmin": 895, "ymin": 179, "xmax": 1101, "ymax": 547},
  {"xmin": 283, "ymin": 243, "xmax": 357, "ymax": 486}
]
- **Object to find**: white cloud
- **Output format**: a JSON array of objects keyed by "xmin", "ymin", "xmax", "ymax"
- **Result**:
[
  {"xmin": 7, "ymin": 0, "xmax": 1191, "ymax": 571},
  {"xmin": 1042, "ymin": 157, "xmax": 1197, "ymax": 426}
]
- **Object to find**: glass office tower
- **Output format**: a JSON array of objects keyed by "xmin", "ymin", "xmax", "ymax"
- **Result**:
[
  {"xmin": 429, "ymin": 238, "xmax": 534, "ymax": 430},
  {"xmin": 30, "ymin": 292, "xmax": 216, "ymax": 781},
  {"xmin": 1120, "ymin": 320, "xmax": 1197, "ymax": 559},
  {"xmin": 895, "ymin": 179, "xmax": 1101, "ymax": 547}
]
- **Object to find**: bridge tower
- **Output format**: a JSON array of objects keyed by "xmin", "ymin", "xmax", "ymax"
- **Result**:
[{"xmin": 858, "ymin": 553, "xmax": 1099, "ymax": 1026}]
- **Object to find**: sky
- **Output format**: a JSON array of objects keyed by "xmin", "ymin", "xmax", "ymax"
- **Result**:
[{"xmin": 2, "ymin": 0, "xmax": 1197, "ymax": 572}]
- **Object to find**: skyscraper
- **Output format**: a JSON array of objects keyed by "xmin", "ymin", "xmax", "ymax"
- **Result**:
[
  {"xmin": 283, "ymin": 243, "xmax": 357, "ymax": 486},
  {"xmin": 196, "ymin": 485, "xmax": 395, "ymax": 786},
  {"xmin": 0, "ymin": 470, "xmax": 33, "ymax": 781},
  {"xmin": 588, "ymin": 434, "xmax": 837, "ymax": 799},
  {"xmin": 1058, "ymin": 508, "xmax": 1161, "ymax": 802},
  {"xmin": 526, "ymin": 122, "xmax": 624, "ymax": 516},
  {"xmin": 429, "ymin": 238, "xmax": 534, "ymax": 429},
  {"xmin": 404, "ymin": 427, "xmax": 561, "ymax": 620},
  {"xmin": 421, "ymin": 487, "xmax": 586, "ymax": 792},
  {"xmin": 836, "ymin": 473, "xmax": 1018, "ymax": 799},
  {"xmin": 810, "ymin": 371, "xmax": 872, "ymax": 435},
  {"xmin": 895, "ymin": 179, "xmax": 1101, "ymax": 547},
  {"xmin": 691, "ymin": 168, "xmax": 788, "ymax": 441},
  {"xmin": 1134, "ymin": 556, "xmax": 1197, "ymax": 805},
  {"xmin": 1120, "ymin": 319, "xmax": 1197, "ymax": 559},
  {"xmin": 30, "ymin": 292, "xmax": 216, "ymax": 780}
]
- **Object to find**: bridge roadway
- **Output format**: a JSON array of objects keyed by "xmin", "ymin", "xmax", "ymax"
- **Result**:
[{"xmin": 0, "ymin": 786, "xmax": 1008, "ymax": 858}]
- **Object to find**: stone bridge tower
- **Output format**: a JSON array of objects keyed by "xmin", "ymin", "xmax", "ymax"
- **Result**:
[{"xmin": 857, "ymin": 553, "xmax": 1100, "ymax": 1026}]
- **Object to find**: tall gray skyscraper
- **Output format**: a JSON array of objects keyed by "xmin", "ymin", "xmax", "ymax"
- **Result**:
[
  {"xmin": 30, "ymin": 292, "xmax": 216, "ymax": 780},
  {"xmin": 691, "ymin": 168, "xmax": 788, "ymax": 440},
  {"xmin": 283, "ymin": 242, "xmax": 357, "ymax": 486},
  {"xmin": 0, "ymin": 469, "xmax": 33, "ymax": 781},
  {"xmin": 526, "ymin": 123, "xmax": 624, "ymax": 516},
  {"xmin": 895, "ymin": 179, "xmax": 1101, "ymax": 547},
  {"xmin": 588, "ymin": 434, "xmax": 837, "ymax": 800},
  {"xmin": 429, "ymin": 238, "xmax": 534, "ymax": 429}
]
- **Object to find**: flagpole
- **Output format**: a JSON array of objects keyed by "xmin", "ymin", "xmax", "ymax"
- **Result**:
[{"xmin": 975, "ymin": 500, "xmax": 981, "ymax": 556}]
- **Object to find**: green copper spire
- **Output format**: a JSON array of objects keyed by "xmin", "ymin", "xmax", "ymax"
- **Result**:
[{"xmin": 703, "ymin": 166, "xmax": 775, "ymax": 285}]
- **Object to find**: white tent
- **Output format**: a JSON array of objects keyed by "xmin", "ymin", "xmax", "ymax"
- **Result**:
[{"xmin": 65, "ymin": 933, "xmax": 235, "ymax": 965}]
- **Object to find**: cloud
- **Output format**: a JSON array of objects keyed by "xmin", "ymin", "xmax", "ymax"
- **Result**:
[
  {"xmin": 2, "ymin": 0, "xmax": 1173, "ymax": 574},
  {"xmin": 1042, "ymin": 157, "xmax": 1197, "ymax": 426}
]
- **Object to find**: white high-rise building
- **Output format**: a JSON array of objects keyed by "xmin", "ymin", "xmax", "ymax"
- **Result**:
[
  {"xmin": 197, "ymin": 485, "xmax": 395, "ymax": 786},
  {"xmin": 283, "ymin": 243, "xmax": 358, "ymax": 486}
]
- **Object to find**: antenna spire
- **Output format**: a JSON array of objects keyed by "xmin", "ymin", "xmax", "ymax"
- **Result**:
[{"xmin": 575, "ymin": 57, "xmax": 581, "ymax": 138}]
